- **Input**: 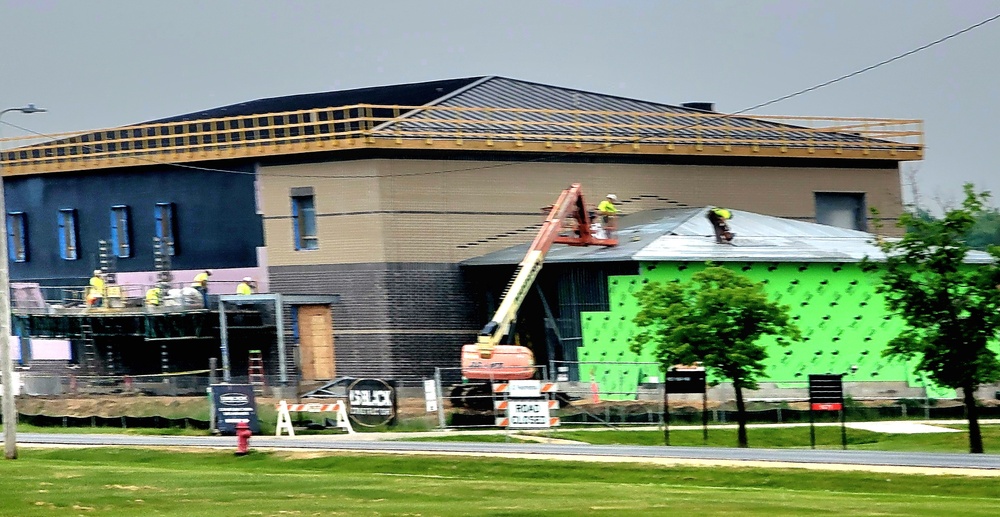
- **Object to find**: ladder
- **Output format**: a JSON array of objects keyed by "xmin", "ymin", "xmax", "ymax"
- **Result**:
[
  {"xmin": 97, "ymin": 239, "xmax": 117, "ymax": 283},
  {"xmin": 80, "ymin": 323, "xmax": 100, "ymax": 374},
  {"xmin": 153, "ymin": 237, "xmax": 173, "ymax": 286},
  {"xmin": 248, "ymin": 350, "xmax": 266, "ymax": 394},
  {"xmin": 98, "ymin": 239, "xmax": 123, "ymax": 308}
]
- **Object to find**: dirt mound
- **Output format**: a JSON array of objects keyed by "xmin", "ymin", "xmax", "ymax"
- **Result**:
[
  {"xmin": 18, "ymin": 396, "xmax": 210, "ymax": 418},
  {"xmin": 18, "ymin": 395, "xmax": 431, "ymax": 419}
]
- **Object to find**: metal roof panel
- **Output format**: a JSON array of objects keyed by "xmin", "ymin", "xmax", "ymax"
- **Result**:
[
  {"xmin": 464, "ymin": 206, "xmax": 994, "ymax": 266},
  {"xmin": 390, "ymin": 77, "xmax": 899, "ymax": 148}
]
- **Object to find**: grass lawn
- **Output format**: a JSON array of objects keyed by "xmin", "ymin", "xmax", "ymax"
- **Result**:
[
  {"xmin": 542, "ymin": 425, "xmax": 1000, "ymax": 452},
  {"xmin": 0, "ymin": 448, "xmax": 997, "ymax": 516},
  {"xmin": 398, "ymin": 425, "xmax": 1000, "ymax": 453}
]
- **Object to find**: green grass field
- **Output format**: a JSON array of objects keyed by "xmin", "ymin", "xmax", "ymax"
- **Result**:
[
  {"xmin": 0, "ymin": 448, "xmax": 997, "ymax": 516},
  {"xmin": 400, "ymin": 425, "xmax": 1000, "ymax": 453},
  {"xmin": 545, "ymin": 425, "xmax": 1000, "ymax": 452}
]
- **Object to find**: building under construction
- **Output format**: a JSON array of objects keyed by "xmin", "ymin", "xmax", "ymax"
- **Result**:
[
  {"xmin": 463, "ymin": 207, "xmax": 998, "ymax": 400},
  {"xmin": 1, "ymin": 76, "xmax": 924, "ymax": 386},
  {"xmin": 10, "ymin": 239, "xmax": 271, "ymax": 391}
]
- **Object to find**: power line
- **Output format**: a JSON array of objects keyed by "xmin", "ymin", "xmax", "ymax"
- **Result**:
[
  {"xmin": 2, "ymin": 11, "xmax": 997, "ymax": 180},
  {"xmin": 735, "ymin": 12, "xmax": 1000, "ymax": 115}
]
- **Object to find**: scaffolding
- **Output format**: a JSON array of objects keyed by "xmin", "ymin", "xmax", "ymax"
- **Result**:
[
  {"xmin": 217, "ymin": 294, "xmax": 338, "ymax": 386},
  {"xmin": 10, "ymin": 284, "xmax": 338, "ymax": 393}
]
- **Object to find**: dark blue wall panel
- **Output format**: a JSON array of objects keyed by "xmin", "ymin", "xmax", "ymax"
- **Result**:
[{"xmin": 5, "ymin": 164, "xmax": 263, "ymax": 283}]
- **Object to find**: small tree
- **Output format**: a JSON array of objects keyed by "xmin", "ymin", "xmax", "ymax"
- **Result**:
[
  {"xmin": 630, "ymin": 266, "xmax": 800, "ymax": 448},
  {"xmin": 872, "ymin": 183, "xmax": 1000, "ymax": 454}
]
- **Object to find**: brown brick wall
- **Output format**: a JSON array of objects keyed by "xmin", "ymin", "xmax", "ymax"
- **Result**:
[
  {"xmin": 260, "ymin": 158, "xmax": 903, "ymax": 268},
  {"xmin": 261, "ymin": 157, "xmax": 903, "ymax": 380}
]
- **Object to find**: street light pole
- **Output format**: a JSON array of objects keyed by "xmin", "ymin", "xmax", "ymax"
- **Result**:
[{"xmin": 0, "ymin": 104, "xmax": 46, "ymax": 460}]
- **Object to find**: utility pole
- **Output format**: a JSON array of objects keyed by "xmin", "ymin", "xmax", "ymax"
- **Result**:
[{"xmin": 0, "ymin": 104, "xmax": 47, "ymax": 459}]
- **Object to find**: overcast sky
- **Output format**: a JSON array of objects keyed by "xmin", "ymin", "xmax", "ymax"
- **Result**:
[{"xmin": 1, "ymin": 0, "xmax": 998, "ymax": 210}]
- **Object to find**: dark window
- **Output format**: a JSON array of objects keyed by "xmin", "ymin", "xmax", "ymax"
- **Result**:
[
  {"xmin": 155, "ymin": 203, "xmax": 177, "ymax": 255},
  {"xmin": 7, "ymin": 212, "xmax": 27, "ymax": 263},
  {"xmin": 58, "ymin": 209, "xmax": 78, "ymax": 260},
  {"xmin": 815, "ymin": 192, "xmax": 867, "ymax": 231},
  {"xmin": 291, "ymin": 194, "xmax": 318, "ymax": 250},
  {"xmin": 110, "ymin": 205, "xmax": 131, "ymax": 258}
]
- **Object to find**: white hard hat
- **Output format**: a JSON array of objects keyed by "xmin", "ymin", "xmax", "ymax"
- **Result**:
[
  {"xmin": 242, "ymin": 277, "xmax": 252, "ymax": 282},
  {"xmin": 93, "ymin": 270, "xmax": 102, "ymax": 276},
  {"xmin": 606, "ymin": 194, "xmax": 618, "ymax": 201}
]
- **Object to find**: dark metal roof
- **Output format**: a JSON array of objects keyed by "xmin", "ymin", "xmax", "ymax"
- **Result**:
[
  {"xmin": 147, "ymin": 77, "xmax": 484, "ymax": 123},
  {"xmin": 138, "ymin": 76, "xmax": 899, "ymax": 152},
  {"xmin": 14, "ymin": 77, "xmax": 486, "ymax": 164},
  {"xmin": 386, "ymin": 77, "xmax": 887, "ymax": 148},
  {"xmin": 3, "ymin": 76, "xmax": 919, "ymax": 176}
]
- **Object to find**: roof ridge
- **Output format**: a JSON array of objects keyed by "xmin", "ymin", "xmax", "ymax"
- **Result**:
[
  {"xmin": 424, "ymin": 76, "xmax": 496, "ymax": 107},
  {"xmin": 669, "ymin": 206, "xmax": 711, "ymax": 235},
  {"xmin": 479, "ymin": 76, "xmax": 706, "ymax": 113},
  {"xmin": 371, "ymin": 76, "xmax": 496, "ymax": 132}
]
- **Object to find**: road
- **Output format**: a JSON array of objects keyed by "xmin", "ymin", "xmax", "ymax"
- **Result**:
[{"xmin": 13, "ymin": 432, "xmax": 1000, "ymax": 475}]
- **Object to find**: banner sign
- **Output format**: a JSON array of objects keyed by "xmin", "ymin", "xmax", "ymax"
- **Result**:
[
  {"xmin": 424, "ymin": 379, "xmax": 438, "ymax": 412},
  {"xmin": 347, "ymin": 378, "xmax": 397, "ymax": 427},
  {"xmin": 809, "ymin": 374, "xmax": 845, "ymax": 411},
  {"xmin": 210, "ymin": 384, "xmax": 260, "ymax": 435},
  {"xmin": 665, "ymin": 370, "xmax": 706, "ymax": 394}
]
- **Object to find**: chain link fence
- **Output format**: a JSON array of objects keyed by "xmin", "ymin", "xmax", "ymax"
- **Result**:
[{"xmin": 425, "ymin": 360, "xmax": 1000, "ymax": 429}]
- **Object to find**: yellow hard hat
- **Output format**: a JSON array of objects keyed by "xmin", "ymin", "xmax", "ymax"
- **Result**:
[{"xmin": 715, "ymin": 208, "xmax": 732, "ymax": 219}]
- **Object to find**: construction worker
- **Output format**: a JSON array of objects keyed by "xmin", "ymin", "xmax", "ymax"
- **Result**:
[
  {"xmin": 236, "ymin": 277, "xmax": 255, "ymax": 295},
  {"xmin": 597, "ymin": 194, "xmax": 619, "ymax": 236},
  {"xmin": 145, "ymin": 285, "xmax": 163, "ymax": 307},
  {"xmin": 192, "ymin": 270, "xmax": 211, "ymax": 308},
  {"xmin": 707, "ymin": 207, "xmax": 734, "ymax": 244},
  {"xmin": 87, "ymin": 270, "xmax": 105, "ymax": 308}
]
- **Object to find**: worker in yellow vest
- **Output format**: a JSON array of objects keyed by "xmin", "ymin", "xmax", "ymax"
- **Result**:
[
  {"xmin": 145, "ymin": 286, "xmax": 163, "ymax": 307},
  {"xmin": 192, "ymin": 270, "xmax": 211, "ymax": 308},
  {"xmin": 236, "ymin": 277, "xmax": 255, "ymax": 295},
  {"xmin": 597, "ymin": 194, "xmax": 619, "ymax": 237},
  {"xmin": 707, "ymin": 207, "xmax": 734, "ymax": 244},
  {"xmin": 87, "ymin": 270, "xmax": 105, "ymax": 308}
]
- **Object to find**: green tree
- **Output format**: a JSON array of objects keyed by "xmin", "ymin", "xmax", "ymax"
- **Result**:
[
  {"xmin": 872, "ymin": 183, "xmax": 1000, "ymax": 453},
  {"xmin": 966, "ymin": 208, "xmax": 1000, "ymax": 250},
  {"xmin": 630, "ymin": 266, "xmax": 800, "ymax": 448},
  {"xmin": 904, "ymin": 203, "xmax": 1000, "ymax": 250}
]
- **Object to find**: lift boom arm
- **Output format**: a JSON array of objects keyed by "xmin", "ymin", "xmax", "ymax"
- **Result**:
[{"xmin": 475, "ymin": 183, "xmax": 617, "ymax": 359}]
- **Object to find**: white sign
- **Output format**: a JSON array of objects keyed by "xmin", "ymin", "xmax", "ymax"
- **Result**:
[
  {"xmin": 0, "ymin": 372, "xmax": 23, "ymax": 397},
  {"xmin": 423, "ymin": 379, "xmax": 438, "ymax": 412},
  {"xmin": 507, "ymin": 399, "xmax": 551, "ymax": 429},
  {"xmin": 507, "ymin": 380, "xmax": 542, "ymax": 398}
]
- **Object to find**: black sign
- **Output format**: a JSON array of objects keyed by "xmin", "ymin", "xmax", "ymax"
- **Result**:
[
  {"xmin": 347, "ymin": 378, "xmax": 397, "ymax": 427},
  {"xmin": 808, "ymin": 374, "xmax": 844, "ymax": 411},
  {"xmin": 210, "ymin": 384, "xmax": 260, "ymax": 435},
  {"xmin": 665, "ymin": 370, "xmax": 706, "ymax": 394}
]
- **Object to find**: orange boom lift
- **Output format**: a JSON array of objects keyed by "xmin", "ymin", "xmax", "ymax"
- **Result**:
[{"xmin": 455, "ymin": 184, "xmax": 618, "ymax": 407}]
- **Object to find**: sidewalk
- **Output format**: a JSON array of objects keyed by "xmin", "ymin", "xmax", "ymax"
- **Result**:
[{"xmin": 276, "ymin": 419, "xmax": 1000, "ymax": 442}]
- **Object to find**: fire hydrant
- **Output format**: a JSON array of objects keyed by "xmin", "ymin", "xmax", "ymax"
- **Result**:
[{"xmin": 235, "ymin": 421, "xmax": 252, "ymax": 456}]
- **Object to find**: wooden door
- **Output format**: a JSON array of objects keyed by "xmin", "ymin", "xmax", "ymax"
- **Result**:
[{"xmin": 297, "ymin": 305, "xmax": 335, "ymax": 381}]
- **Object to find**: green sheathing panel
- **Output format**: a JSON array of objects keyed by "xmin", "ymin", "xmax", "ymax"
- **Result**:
[{"xmin": 579, "ymin": 261, "xmax": 954, "ymax": 401}]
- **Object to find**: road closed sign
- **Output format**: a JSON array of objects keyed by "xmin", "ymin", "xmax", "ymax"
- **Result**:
[{"xmin": 507, "ymin": 399, "xmax": 554, "ymax": 429}]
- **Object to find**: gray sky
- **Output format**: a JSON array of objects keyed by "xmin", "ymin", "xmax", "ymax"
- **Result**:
[{"xmin": 2, "ymin": 0, "xmax": 998, "ymax": 210}]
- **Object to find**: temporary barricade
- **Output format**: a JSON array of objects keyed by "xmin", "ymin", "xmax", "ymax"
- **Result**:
[
  {"xmin": 274, "ymin": 400, "xmax": 354, "ymax": 436},
  {"xmin": 491, "ymin": 380, "xmax": 561, "ymax": 429}
]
